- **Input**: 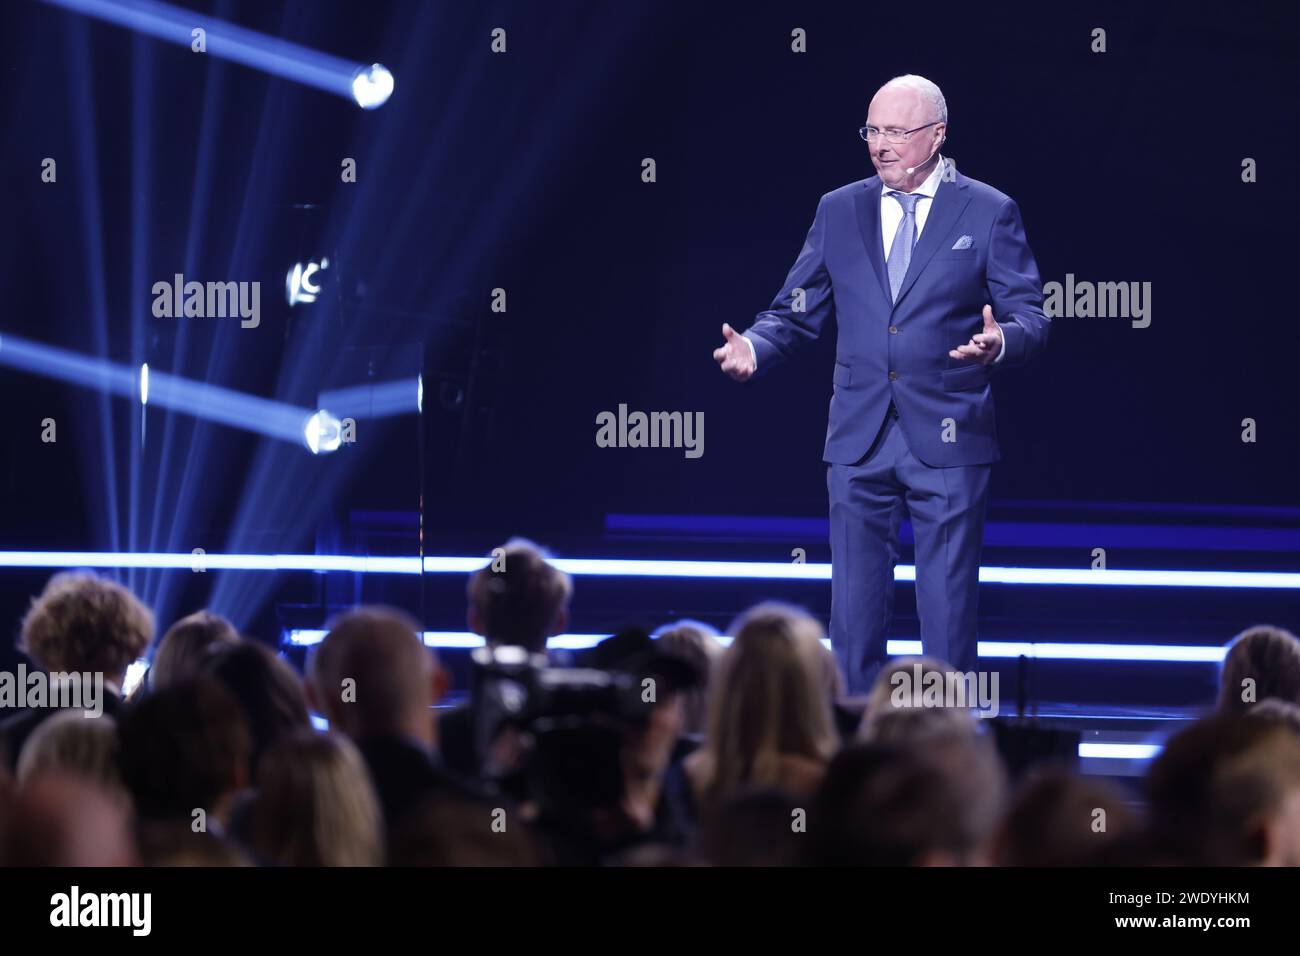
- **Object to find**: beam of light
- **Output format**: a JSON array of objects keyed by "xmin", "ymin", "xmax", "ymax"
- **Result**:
[
  {"xmin": 143, "ymin": 16, "xmax": 229, "ymax": 613},
  {"xmin": 146, "ymin": 15, "xmax": 298, "ymax": 625},
  {"xmin": 64, "ymin": 17, "xmax": 122, "ymax": 561},
  {"xmin": 126, "ymin": 29, "xmax": 156, "ymax": 602},
  {"xmin": 204, "ymin": 0, "xmax": 447, "ymax": 630},
  {"xmin": 0, "ymin": 332, "xmax": 320, "ymax": 447},
  {"xmin": 316, "ymin": 377, "xmax": 420, "ymax": 420},
  {"xmin": 0, "ymin": 332, "xmax": 138, "ymax": 395},
  {"xmin": 41, "ymin": 0, "xmax": 394, "ymax": 109},
  {"xmin": 141, "ymin": 366, "xmax": 311, "ymax": 445}
]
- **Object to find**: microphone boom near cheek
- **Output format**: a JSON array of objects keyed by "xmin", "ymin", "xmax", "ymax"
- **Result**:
[{"xmin": 905, "ymin": 139, "xmax": 944, "ymax": 176}]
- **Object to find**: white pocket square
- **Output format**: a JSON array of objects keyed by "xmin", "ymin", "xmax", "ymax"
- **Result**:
[{"xmin": 951, "ymin": 235, "xmax": 974, "ymax": 250}]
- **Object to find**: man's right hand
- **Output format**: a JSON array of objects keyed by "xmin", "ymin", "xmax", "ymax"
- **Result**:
[{"xmin": 713, "ymin": 323, "xmax": 756, "ymax": 382}]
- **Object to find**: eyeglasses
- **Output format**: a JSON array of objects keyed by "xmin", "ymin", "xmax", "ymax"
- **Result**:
[{"xmin": 859, "ymin": 121, "xmax": 941, "ymax": 144}]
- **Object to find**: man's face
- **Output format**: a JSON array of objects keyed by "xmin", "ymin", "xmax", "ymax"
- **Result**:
[{"xmin": 866, "ymin": 87, "xmax": 945, "ymax": 191}]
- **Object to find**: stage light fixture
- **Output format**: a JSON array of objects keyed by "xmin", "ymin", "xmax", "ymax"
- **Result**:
[
  {"xmin": 304, "ymin": 409, "xmax": 343, "ymax": 455},
  {"xmin": 286, "ymin": 257, "xmax": 329, "ymax": 306},
  {"xmin": 351, "ymin": 63, "xmax": 394, "ymax": 109}
]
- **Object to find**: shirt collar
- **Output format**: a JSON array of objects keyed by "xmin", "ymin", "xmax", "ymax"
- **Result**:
[{"xmin": 884, "ymin": 153, "xmax": 948, "ymax": 199}]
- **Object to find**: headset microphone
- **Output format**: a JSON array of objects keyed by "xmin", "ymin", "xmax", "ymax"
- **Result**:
[{"xmin": 905, "ymin": 138, "xmax": 944, "ymax": 176}]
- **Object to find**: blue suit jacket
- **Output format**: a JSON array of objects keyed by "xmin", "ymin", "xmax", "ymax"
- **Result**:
[{"xmin": 746, "ymin": 166, "xmax": 1050, "ymax": 467}]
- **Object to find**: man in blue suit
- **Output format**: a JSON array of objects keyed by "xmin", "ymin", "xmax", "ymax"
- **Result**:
[{"xmin": 713, "ymin": 75, "xmax": 1049, "ymax": 694}]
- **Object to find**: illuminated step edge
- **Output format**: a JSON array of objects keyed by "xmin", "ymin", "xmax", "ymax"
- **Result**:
[
  {"xmin": 0, "ymin": 552, "xmax": 422, "ymax": 572},
  {"xmin": 0, "ymin": 552, "xmax": 1296, "ymax": 590},
  {"xmin": 1078, "ymin": 742, "xmax": 1163, "ymax": 760}
]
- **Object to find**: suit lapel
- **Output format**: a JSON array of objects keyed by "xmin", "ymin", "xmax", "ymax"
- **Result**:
[
  {"xmin": 892, "ymin": 167, "xmax": 973, "ymax": 308},
  {"xmin": 853, "ymin": 177, "xmax": 892, "ymax": 306}
]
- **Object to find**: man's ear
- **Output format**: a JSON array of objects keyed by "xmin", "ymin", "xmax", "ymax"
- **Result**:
[{"xmin": 468, "ymin": 605, "xmax": 485, "ymax": 637}]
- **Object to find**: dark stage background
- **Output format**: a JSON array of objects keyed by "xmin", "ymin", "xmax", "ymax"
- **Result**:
[{"xmin": 1, "ymin": 0, "xmax": 1297, "ymax": 640}]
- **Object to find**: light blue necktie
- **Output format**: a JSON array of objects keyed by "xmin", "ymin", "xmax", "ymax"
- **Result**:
[{"xmin": 886, "ymin": 190, "xmax": 924, "ymax": 302}]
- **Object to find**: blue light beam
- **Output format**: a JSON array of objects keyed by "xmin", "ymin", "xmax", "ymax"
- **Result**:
[
  {"xmin": 41, "ymin": 0, "xmax": 394, "ymax": 109},
  {"xmin": 317, "ymin": 377, "xmax": 420, "ymax": 420},
  {"xmin": 0, "ymin": 332, "xmax": 318, "ymax": 446}
]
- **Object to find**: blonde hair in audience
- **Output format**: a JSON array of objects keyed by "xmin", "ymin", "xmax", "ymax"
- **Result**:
[
  {"xmin": 858, "ymin": 655, "xmax": 979, "ymax": 744},
  {"xmin": 249, "ymin": 730, "xmax": 384, "ymax": 866},
  {"xmin": 17, "ymin": 710, "xmax": 125, "ymax": 799},
  {"xmin": 696, "ymin": 602, "xmax": 837, "ymax": 803}
]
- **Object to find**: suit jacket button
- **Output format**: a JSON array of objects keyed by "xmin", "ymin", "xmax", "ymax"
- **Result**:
[
  {"xmin": 888, "ymin": 371, "xmax": 898, "ymax": 381},
  {"xmin": 888, "ymin": 325, "xmax": 898, "ymax": 334}
]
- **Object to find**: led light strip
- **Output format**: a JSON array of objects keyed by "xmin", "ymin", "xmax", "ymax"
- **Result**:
[
  {"xmin": 0, "ymin": 552, "xmax": 422, "ymax": 573},
  {"xmin": 0, "ymin": 551, "xmax": 1296, "ymax": 590},
  {"xmin": 1078, "ymin": 742, "xmax": 1163, "ymax": 760},
  {"xmin": 885, "ymin": 639, "xmax": 1226, "ymax": 663}
]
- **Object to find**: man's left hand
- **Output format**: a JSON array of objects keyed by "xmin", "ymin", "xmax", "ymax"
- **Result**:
[{"xmin": 949, "ymin": 304, "xmax": 1003, "ymax": 366}]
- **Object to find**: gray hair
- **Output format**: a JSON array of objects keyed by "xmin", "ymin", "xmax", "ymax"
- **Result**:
[{"xmin": 881, "ymin": 74, "xmax": 948, "ymax": 125}]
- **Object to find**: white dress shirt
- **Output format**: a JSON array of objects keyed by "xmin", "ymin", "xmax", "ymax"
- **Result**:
[
  {"xmin": 880, "ymin": 152, "xmax": 947, "ymax": 258},
  {"xmin": 744, "ymin": 154, "xmax": 1005, "ymax": 368}
]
